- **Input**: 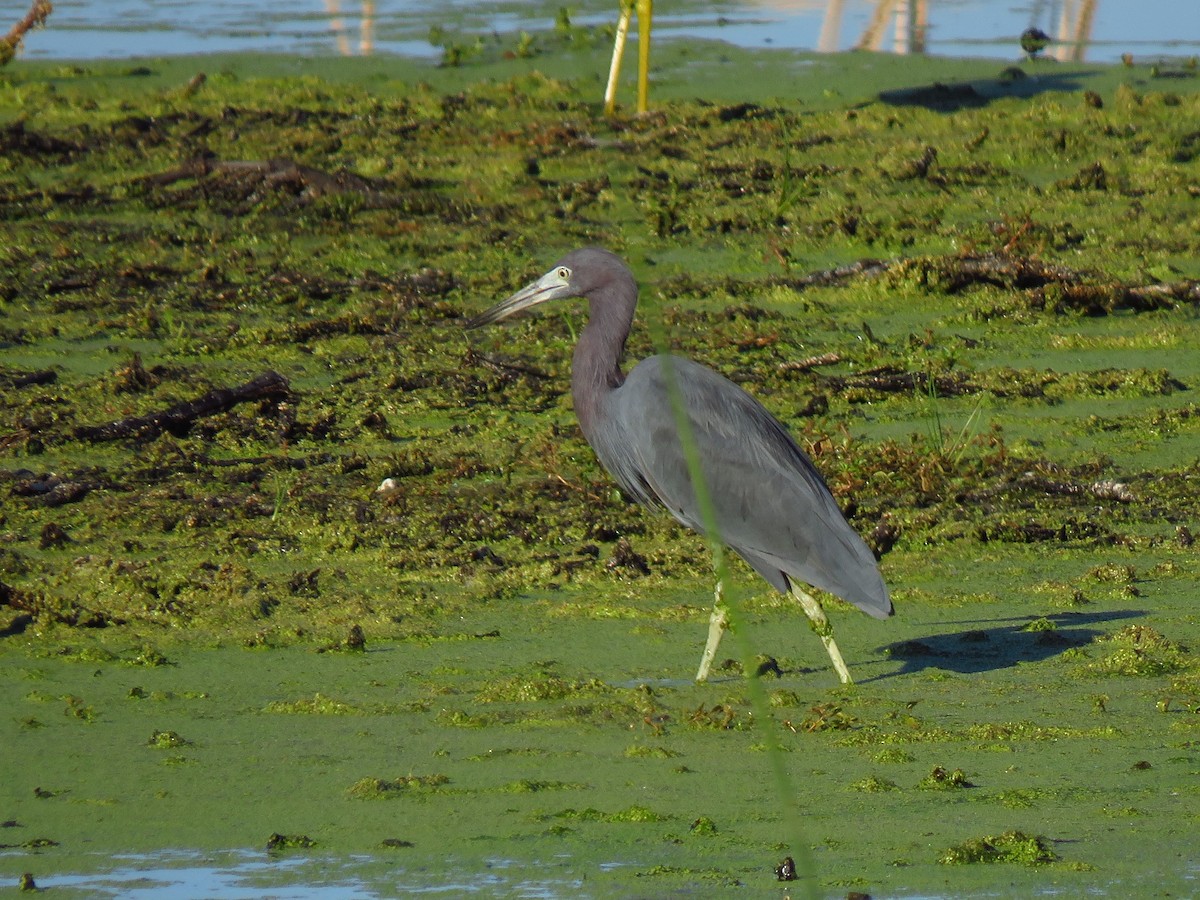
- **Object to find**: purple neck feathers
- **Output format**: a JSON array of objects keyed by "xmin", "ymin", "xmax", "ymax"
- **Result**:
[{"xmin": 571, "ymin": 278, "xmax": 636, "ymax": 438}]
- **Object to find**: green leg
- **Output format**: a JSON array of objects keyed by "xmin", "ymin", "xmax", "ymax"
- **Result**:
[
  {"xmin": 636, "ymin": 0, "xmax": 653, "ymax": 113},
  {"xmin": 603, "ymin": 2, "xmax": 632, "ymax": 115},
  {"xmin": 695, "ymin": 578, "xmax": 727, "ymax": 683},
  {"xmin": 791, "ymin": 585, "xmax": 853, "ymax": 685}
]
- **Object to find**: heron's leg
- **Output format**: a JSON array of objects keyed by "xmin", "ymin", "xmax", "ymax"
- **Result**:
[
  {"xmin": 790, "ymin": 585, "xmax": 853, "ymax": 685},
  {"xmin": 635, "ymin": 0, "xmax": 653, "ymax": 114},
  {"xmin": 695, "ymin": 578, "xmax": 727, "ymax": 683},
  {"xmin": 603, "ymin": 2, "xmax": 633, "ymax": 115}
]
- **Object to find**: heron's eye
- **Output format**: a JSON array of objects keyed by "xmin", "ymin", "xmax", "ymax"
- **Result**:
[{"xmin": 557, "ymin": 267, "xmax": 570, "ymax": 280}]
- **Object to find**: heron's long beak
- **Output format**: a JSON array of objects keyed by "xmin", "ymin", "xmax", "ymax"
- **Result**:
[{"xmin": 465, "ymin": 266, "xmax": 574, "ymax": 330}]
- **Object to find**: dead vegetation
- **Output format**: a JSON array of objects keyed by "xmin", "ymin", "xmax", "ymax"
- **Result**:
[
  {"xmin": 0, "ymin": 62, "xmax": 1196, "ymax": 641},
  {"xmin": 0, "ymin": 0, "xmax": 52, "ymax": 67}
]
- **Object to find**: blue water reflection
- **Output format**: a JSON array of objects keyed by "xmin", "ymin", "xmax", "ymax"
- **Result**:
[
  {"xmin": 2, "ymin": 1, "xmax": 1196, "ymax": 64},
  {"xmin": 25, "ymin": 848, "xmax": 587, "ymax": 899}
]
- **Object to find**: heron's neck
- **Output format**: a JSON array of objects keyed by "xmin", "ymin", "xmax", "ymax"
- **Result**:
[{"xmin": 572, "ymin": 287, "xmax": 633, "ymax": 436}]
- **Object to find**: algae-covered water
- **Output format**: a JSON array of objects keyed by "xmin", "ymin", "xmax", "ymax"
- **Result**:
[{"xmin": 1, "ymin": 29, "xmax": 1199, "ymax": 899}]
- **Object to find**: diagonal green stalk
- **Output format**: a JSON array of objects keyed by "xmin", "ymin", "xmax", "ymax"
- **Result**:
[
  {"xmin": 923, "ymin": 368, "xmax": 945, "ymax": 456},
  {"xmin": 923, "ymin": 368, "xmax": 987, "ymax": 464},
  {"xmin": 950, "ymin": 395, "xmax": 986, "ymax": 465},
  {"xmin": 643, "ymin": 290, "xmax": 819, "ymax": 900}
]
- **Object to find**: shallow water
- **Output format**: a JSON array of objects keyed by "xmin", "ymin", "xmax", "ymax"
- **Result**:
[
  {"xmin": 6, "ymin": 0, "xmax": 1198, "ymax": 63},
  {"xmin": 22, "ymin": 850, "xmax": 587, "ymax": 898},
  {"xmin": 18, "ymin": 849, "xmax": 1200, "ymax": 898}
]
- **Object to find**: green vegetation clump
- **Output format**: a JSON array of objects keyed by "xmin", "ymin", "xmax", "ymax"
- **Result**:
[
  {"xmin": 1021, "ymin": 617, "xmax": 1057, "ymax": 633},
  {"xmin": 346, "ymin": 773, "xmax": 450, "ymax": 799},
  {"xmin": 477, "ymin": 672, "xmax": 609, "ymax": 702},
  {"xmin": 851, "ymin": 775, "xmax": 899, "ymax": 792},
  {"xmin": 689, "ymin": 816, "xmax": 717, "ymax": 835},
  {"xmin": 939, "ymin": 830, "xmax": 1059, "ymax": 865},
  {"xmin": 1082, "ymin": 625, "xmax": 1194, "ymax": 677},
  {"xmin": 434, "ymin": 708, "xmax": 495, "ymax": 728},
  {"xmin": 264, "ymin": 693, "xmax": 365, "ymax": 715},
  {"xmin": 917, "ymin": 766, "xmax": 972, "ymax": 789},
  {"xmin": 801, "ymin": 703, "xmax": 859, "ymax": 732},
  {"xmin": 964, "ymin": 721, "xmax": 1113, "ymax": 742},
  {"xmin": 266, "ymin": 833, "xmax": 317, "ymax": 850},
  {"xmin": 552, "ymin": 805, "xmax": 668, "ymax": 823},
  {"xmin": 496, "ymin": 779, "xmax": 583, "ymax": 793},
  {"xmin": 625, "ymin": 744, "xmax": 680, "ymax": 759},
  {"xmin": 147, "ymin": 729, "xmax": 189, "ymax": 749}
]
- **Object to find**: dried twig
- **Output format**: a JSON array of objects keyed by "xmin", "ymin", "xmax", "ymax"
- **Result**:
[
  {"xmin": 1, "ymin": 0, "xmax": 53, "ymax": 66},
  {"xmin": 75, "ymin": 371, "xmax": 291, "ymax": 442},
  {"xmin": 820, "ymin": 365, "xmax": 979, "ymax": 397},
  {"xmin": 0, "ymin": 368, "xmax": 56, "ymax": 388},
  {"xmin": 778, "ymin": 253, "xmax": 1200, "ymax": 314},
  {"xmin": 778, "ymin": 259, "xmax": 890, "ymax": 288},
  {"xmin": 137, "ymin": 157, "xmax": 389, "ymax": 205},
  {"xmin": 778, "ymin": 352, "xmax": 841, "ymax": 373},
  {"xmin": 964, "ymin": 473, "xmax": 1136, "ymax": 504}
]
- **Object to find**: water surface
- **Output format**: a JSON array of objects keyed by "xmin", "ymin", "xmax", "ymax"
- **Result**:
[{"xmin": 4, "ymin": 0, "xmax": 1196, "ymax": 63}]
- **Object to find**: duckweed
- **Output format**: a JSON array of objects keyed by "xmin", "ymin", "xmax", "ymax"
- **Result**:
[{"xmin": 1, "ymin": 36, "xmax": 1199, "ymax": 900}]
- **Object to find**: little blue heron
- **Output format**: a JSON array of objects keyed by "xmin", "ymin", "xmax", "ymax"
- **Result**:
[{"xmin": 466, "ymin": 248, "xmax": 892, "ymax": 683}]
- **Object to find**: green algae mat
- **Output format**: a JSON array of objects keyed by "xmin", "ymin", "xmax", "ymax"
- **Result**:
[{"xmin": 1, "ymin": 38, "xmax": 1200, "ymax": 898}]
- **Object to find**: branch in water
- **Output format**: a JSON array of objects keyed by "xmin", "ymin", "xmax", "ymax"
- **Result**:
[
  {"xmin": 74, "ymin": 371, "xmax": 292, "ymax": 442},
  {"xmin": 1, "ymin": 0, "xmax": 53, "ymax": 66}
]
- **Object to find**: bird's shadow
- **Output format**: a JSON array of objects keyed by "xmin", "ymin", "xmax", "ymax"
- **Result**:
[
  {"xmin": 877, "ymin": 68, "xmax": 1100, "ymax": 112},
  {"xmin": 866, "ymin": 608, "xmax": 1145, "ymax": 680}
]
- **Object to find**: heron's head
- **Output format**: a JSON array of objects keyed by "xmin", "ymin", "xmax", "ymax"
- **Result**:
[{"xmin": 465, "ymin": 247, "xmax": 633, "ymax": 330}]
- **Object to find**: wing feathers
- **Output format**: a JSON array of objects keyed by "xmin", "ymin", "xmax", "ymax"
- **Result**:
[{"xmin": 602, "ymin": 355, "xmax": 891, "ymax": 618}]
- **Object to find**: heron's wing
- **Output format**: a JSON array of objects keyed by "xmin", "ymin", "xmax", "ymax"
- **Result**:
[{"xmin": 608, "ymin": 355, "xmax": 891, "ymax": 619}]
